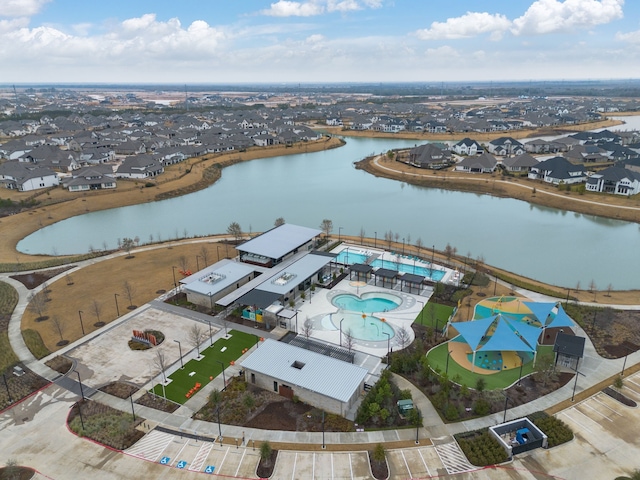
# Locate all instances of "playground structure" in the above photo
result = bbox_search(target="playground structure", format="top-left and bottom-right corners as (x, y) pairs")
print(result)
(434, 296), (577, 380)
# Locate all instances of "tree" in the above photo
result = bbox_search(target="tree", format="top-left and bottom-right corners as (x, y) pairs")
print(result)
(534, 351), (556, 387)
(121, 237), (135, 257)
(40, 281), (51, 302)
(343, 328), (355, 352)
(153, 348), (168, 383)
(301, 317), (314, 338)
(209, 388), (221, 407)
(320, 219), (333, 239)
(65, 273), (74, 285)
(606, 283), (613, 297)
(189, 323), (205, 356)
(589, 279), (597, 301)
(199, 245), (210, 267)
(274, 217), (285, 227)
(50, 315), (66, 345)
(4, 458), (19, 480)
(260, 441), (273, 467)
(445, 243), (453, 261)
(396, 326), (411, 350)
(372, 443), (386, 465)
(359, 227), (366, 244)
(227, 222), (242, 243)
(27, 291), (49, 321)
(384, 230), (393, 249)
(91, 299), (102, 325)
(178, 255), (189, 273)
(122, 280), (136, 308)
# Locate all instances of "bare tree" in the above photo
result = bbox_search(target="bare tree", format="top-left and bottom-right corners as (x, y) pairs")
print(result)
(394, 232), (400, 244)
(606, 283), (613, 297)
(589, 279), (597, 301)
(50, 315), (66, 345)
(121, 237), (135, 257)
(415, 237), (423, 256)
(122, 281), (136, 308)
(384, 230), (394, 249)
(343, 328), (355, 352)
(91, 299), (102, 325)
(320, 219), (333, 240)
(153, 348), (168, 383)
(406, 233), (411, 247)
(199, 245), (210, 266)
(575, 281), (581, 292)
(28, 291), (49, 321)
(359, 227), (366, 244)
(178, 255), (189, 273)
(274, 217), (285, 227)
(65, 273), (74, 285)
(227, 222), (243, 243)
(301, 317), (314, 338)
(396, 326), (411, 350)
(189, 323), (205, 356)
(40, 281), (51, 302)
(445, 243), (453, 261)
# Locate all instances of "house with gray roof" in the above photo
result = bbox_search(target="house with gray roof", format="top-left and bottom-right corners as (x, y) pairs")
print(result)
(455, 152), (498, 173)
(241, 339), (368, 416)
(0, 161), (59, 191)
(501, 153), (539, 173)
(116, 154), (164, 179)
(586, 166), (640, 195)
(488, 137), (525, 156)
(528, 157), (586, 185)
(407, 143), (451, 169)
(452, 138), (483, 156)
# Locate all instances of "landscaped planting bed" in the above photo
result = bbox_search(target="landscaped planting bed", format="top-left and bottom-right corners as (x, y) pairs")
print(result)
(455, 429), (509, 466)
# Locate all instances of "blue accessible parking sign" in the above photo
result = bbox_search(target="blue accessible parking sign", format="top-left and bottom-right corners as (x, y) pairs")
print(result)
(177, 460), (187, 469)
(160, 457), (170, 465)
(205, 465), (216, 474)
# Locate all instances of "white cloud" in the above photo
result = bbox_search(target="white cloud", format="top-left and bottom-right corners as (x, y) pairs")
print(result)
(0, 0), (50, 17)
(512, 0), (624, 35)
(327, 0), (360, 13)
(261, 1), (325, 17)
(616, 30), (640, 43)
(415, 12), (511, 40)
(0, 16), (29, 33)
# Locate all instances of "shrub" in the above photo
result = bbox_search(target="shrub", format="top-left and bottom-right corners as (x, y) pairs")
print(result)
(473, 398), (490, 416)
(456, 430), (508, 466)
(532, 414), (573, 447)
(614, 375), (624, 389)
(475, 378), (486, 392)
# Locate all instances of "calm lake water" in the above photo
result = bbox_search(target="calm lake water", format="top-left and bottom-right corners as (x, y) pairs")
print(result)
(18, 122), (640, 290)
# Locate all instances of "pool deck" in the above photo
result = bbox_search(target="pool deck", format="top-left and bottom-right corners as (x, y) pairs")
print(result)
(294, 276), (433, 358)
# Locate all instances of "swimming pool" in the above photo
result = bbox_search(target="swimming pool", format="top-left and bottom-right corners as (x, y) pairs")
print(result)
(332, 292), (401, 313)
(327, 312), (396, 341)
(334, 250), (369, 265)
(370, 259), (445, 282)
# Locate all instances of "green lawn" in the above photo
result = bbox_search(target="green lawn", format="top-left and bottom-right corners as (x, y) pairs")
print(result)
(426, 342), (549, 390)
(415, 302), (454, 328)
(151, 329), (258, 404)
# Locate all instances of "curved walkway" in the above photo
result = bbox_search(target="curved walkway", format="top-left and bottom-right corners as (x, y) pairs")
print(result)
(3, 239), (640, 478)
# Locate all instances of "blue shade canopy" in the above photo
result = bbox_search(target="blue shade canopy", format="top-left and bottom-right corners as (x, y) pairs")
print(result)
(546, 304), (576, 329)
(523, 302), (557, 325)
(504, 316), (542, 351)
(451, 315), (498, 351)
(479, 318), (536, 353)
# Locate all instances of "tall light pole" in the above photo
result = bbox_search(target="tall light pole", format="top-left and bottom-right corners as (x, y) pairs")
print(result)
(2, 374), (12, 403)
(75, 371), (85, 401)
(517, 354), (524, 386)
(338, 226), (343, 242)
(431, 245), (435, 278)
(114, 293), (120, 317)
(339, 317), (345, 347)
(174, 340), (184, 369)
(374, 231), (377, 248)
(502, 391), (509, 423)
(207, 320), (213, 346)
(217, 360), (226, 390)
(216, 405), (223, 440)
(571, 366), (580, 402)
(402, 238), (405, 256)
(129, 392), (136, 422)
(383, 332), (390, 363)
(445, 350), (453, 375)
(78, 310), (85, 335)
(622, 346), (631, 377)
(172, 266), (178, 291)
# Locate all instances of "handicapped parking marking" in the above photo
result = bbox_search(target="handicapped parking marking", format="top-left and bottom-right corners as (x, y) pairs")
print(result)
(177, 460), (188, 469)
(205, 465), (216, 474)
(160, 456), (170, 465)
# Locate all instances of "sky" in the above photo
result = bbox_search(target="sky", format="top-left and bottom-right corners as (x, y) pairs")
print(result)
(1, 0), (640, 84)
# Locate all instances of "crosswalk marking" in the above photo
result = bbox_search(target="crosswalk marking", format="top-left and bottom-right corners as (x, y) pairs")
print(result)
(126, 430), (173, 462)
(189, 442), (213, 471)
(434, 441), (475, 475)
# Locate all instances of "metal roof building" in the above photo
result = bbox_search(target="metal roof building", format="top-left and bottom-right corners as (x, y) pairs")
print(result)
(237, 223), (322, 266)
(241, 339), (367, 416)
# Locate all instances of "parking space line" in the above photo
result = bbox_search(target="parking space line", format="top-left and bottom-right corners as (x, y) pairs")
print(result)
(291, 452), (297, 480)
(170, 441), (188, 466)
(189, 442), (212, 471)
(559, 408), (595, 434)
(418, 448), (431, 477)
(593, 395), (623, 415)
(581, 401), (613, 422)
(126, 430), (173, 462)
(218, 447), (230, 473)
(400, 450), (412, 478)
(349, 453), (353, 480)
(312, 453), (315, 479)
(331, 453), (334, 480)
(234, 448), (247, 477)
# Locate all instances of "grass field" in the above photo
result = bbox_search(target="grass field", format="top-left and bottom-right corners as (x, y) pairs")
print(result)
(416, 302), (454, 328)
(427, 342), (539, 390)
(151, 329), (258, 404)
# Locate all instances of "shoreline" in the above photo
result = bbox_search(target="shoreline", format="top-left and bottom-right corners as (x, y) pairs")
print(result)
(0, 136), (345, 264)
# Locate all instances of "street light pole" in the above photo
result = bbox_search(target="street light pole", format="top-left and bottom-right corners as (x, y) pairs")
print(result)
(518, 354), (524, 386)
(114, 293), (120, 317)
(622, 347), (630, 377)
(130, 392), (136, 421)
(431, 245), (435, 277)
(78, 310), (85, 335)
(445, 350), (453, 375)
(75, 371), (85, 401)
(217, 360), (226, 390)
(207, 320), (213, 346)
(2, 373), (12, 403)
(172, 266), (178, 291)
(174, 340), (184, 369)
(374, 231), (377, 248)
(216, 406), (223, 440)
(338, 226), (343, 242)
(383, 332), (390, 364)
(502, 392), (509, 423)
